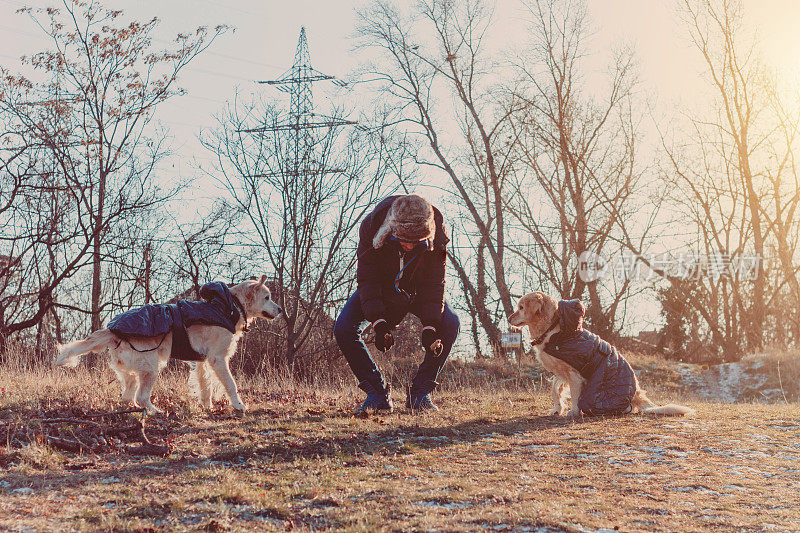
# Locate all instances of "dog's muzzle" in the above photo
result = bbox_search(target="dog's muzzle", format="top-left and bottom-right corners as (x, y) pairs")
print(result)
(263, 306), (283, 319)
(508, 316), (523, 328)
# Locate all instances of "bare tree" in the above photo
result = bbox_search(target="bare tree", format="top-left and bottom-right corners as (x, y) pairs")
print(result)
(681, 0), (767, 350)
(358, 0), (520, 355)
(0, 77), (91, 352)
(171, 201), (246, 297)
(760, 73), (800, 342)
(18, 0), (225, 332)
(504, 0), (646, 338)
(202, 95), (407, 368)
(657, 0), (800, 357)
(0, 1), (225, 355)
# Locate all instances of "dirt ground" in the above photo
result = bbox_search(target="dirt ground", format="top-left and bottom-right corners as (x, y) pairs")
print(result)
(2, 366), (800, 532)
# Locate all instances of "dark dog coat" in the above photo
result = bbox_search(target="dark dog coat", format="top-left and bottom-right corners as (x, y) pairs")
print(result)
(106, 282), (242, 361)
(543, 299), (637, 416)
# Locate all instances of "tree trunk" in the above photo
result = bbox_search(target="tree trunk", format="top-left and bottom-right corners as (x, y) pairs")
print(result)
(740, 154), (765, 350)
(772, 223), (800, 344)
(90, 169), (107, 332)
(0, 318), (7, 366)
(586, 280), (612, 339)
(144, 241), (153, 304)
(51, 305), (63, 344)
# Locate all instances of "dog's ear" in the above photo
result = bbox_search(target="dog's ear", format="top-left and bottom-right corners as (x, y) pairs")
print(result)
(259, 275), (267, 286)
(530, 293), (543, 316)
(542, 294), (558, 320)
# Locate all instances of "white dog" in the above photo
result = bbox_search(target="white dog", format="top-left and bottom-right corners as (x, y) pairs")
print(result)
(54, 276), (282, 414)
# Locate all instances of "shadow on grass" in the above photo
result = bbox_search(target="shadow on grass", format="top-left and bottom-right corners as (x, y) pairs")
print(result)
(1, 404), (627, 497)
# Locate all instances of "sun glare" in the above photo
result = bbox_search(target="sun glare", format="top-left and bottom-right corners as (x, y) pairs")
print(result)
(749, 2), (800, 81)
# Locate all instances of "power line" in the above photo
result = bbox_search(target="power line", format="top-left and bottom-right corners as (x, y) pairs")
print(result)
(182, 66), (255, 83)
(0, 22), (40, 39)
(179, 93), (228, 105)
(0, 5), (284, 73)
(115, 233), (560, 251)
(198, 49), (283, 71)
(194, 0), (264, 17)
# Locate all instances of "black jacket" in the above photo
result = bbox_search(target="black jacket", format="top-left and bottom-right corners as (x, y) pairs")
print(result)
(356, 196), (449, 328)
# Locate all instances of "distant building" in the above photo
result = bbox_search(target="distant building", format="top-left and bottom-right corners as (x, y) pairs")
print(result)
(637, 330), (662, 346)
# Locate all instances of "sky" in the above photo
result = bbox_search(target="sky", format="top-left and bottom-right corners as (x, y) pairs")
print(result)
(1, 0), (799, 335)
(3, 0), (799, 197)
(2, 0), (798, 191)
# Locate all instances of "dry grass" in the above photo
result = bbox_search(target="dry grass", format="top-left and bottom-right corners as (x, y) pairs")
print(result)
(1, 362), (800, 532)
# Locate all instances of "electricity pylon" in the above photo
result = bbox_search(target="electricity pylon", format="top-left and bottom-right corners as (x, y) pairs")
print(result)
(242, 27), (355, 178)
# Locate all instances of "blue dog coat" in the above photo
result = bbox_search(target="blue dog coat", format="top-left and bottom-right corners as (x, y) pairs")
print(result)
(107, 282), (242, 361)
(543, 299), (637, 416)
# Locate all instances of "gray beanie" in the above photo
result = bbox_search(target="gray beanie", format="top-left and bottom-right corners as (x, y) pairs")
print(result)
(372, 194), (436, 250)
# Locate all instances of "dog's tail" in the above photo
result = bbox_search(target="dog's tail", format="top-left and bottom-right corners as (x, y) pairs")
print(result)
(54, 329), (119, 368)
(632, 389), (695, 416)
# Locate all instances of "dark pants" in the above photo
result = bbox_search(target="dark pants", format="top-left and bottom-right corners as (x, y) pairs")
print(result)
(333, 290), (460, 394)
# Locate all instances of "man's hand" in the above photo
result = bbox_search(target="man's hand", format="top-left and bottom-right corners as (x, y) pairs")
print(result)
(421, 326), (443, 357)
(373, 319), (394, 352)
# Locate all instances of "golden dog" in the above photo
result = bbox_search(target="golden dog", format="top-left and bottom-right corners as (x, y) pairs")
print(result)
(54, 276), (281, 414)
(508, 292), (694, 417)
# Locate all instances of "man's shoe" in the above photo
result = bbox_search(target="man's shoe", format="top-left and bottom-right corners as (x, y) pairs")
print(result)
(354, 384), (393, 415)
(406, 392), (438, 413)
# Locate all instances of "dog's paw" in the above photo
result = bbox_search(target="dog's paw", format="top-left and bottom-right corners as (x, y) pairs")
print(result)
(564, 409), (582, 420)
(546, 408), (561, 416)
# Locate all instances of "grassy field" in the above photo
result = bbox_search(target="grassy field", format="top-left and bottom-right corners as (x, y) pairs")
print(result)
(2, 364), (800, 532)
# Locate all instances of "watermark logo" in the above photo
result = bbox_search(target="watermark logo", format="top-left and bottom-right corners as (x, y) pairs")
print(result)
(577, 252), (763, 282)
(577, 251), (609, 282)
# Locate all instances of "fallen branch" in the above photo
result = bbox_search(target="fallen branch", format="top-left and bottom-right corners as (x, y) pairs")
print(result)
(39, 418), (104, 429)
(35, 407), (162, 455)
(64, 427), (95, 451)
(81, 408), (147, 419)
(135, 419), (152, 445)
(126, 443), (170, 456)
(102, 424), (143, 437)
(44, 435), (85, 453)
